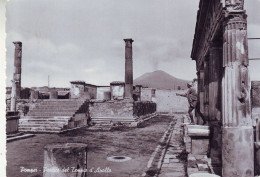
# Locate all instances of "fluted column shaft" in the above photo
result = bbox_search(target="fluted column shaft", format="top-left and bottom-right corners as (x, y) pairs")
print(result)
(222, 10), (254, 177)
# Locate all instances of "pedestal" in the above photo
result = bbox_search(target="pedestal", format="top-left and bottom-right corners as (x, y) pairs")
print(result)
(222, 127), (254, 177)
(43, 143), (88, 177)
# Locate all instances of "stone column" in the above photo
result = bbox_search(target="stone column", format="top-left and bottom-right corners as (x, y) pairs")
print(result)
(203, 58), (209, 121)
(13, 41), (22, 98)
(124, 38), (134, 99)
(10, 41), (22, 111)
(222, 7), (254, 177)
(10, 80), (17, 111)
(208, 41), (223, 175)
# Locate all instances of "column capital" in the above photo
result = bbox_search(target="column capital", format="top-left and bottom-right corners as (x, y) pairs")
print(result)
(224, 11), (247, 30)
(225, 0), (244, 11)
(124, 38), (134, 47)
(13, 41), (22, 49)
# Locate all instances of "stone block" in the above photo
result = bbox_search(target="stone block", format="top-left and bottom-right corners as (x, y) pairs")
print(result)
(197, 163), (208, 171)
(187, 125), (210, 137)
(188, 155), (197, 167)
(194, 155), (208, 164)
(192, 139), (209, 155)
(187, 167), (199, 176)
(130, 122), (138, 127)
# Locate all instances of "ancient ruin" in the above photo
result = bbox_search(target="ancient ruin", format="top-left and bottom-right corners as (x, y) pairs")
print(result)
(6, 1), (260, 176)
(16, 38), (157, 133)
(190, 0), (255, 176)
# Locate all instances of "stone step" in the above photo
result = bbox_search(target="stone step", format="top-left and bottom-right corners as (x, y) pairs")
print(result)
(19, 127), (62, 132)
(32, 107), (79, 111)
(27, 111), (76, 115)
(37, 103), (84, 107)
(27, 113), (75, 117)
(19, 123), (65, 128)
(19, 119), (70, 124)
(41, 101), (85, 105)
(92, 119), (135, 123)
(20, 118), (70, 122)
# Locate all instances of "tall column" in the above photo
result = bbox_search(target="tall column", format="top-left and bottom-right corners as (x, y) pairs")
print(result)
(222, 5), (254, 176)
(203, 58), (209, 121)
(13, 41), (22, 98)
(10, 41), (22, 111)
(124, 38), (134, 99)
(208, 41), (223, 175)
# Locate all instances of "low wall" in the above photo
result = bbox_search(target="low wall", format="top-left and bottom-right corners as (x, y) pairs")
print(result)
(89, 99), (133, 119)
(89, 99), (157, 125)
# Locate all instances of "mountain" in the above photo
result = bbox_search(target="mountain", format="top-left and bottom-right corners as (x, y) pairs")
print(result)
(134, 70), (190, 90)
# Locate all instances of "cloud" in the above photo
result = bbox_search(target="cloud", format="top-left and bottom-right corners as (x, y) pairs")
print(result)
(5, 0), (260, 87)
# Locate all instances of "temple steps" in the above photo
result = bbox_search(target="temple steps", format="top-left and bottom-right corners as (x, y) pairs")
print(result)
(19, 99), (89, 133)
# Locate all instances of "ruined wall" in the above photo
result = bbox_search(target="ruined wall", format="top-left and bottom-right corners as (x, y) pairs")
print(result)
(89, 100), (156, 122)
(141, 88), (189, 113)
(85, 85), (97, 99)
(133, 101), (156, 117)
(89, 100), (133, 118)
(96, 86), (111, 100)
(154, 89), (189, 113)
(111, 85), (124, 100)
(141, 88), (153, 101)
(6, 99), (42, 115)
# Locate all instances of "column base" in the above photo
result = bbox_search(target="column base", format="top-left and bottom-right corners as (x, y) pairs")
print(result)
(222, 126), (254, 177)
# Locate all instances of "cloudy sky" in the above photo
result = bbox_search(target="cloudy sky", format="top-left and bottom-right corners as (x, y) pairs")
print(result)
(5, 0), (260, 87)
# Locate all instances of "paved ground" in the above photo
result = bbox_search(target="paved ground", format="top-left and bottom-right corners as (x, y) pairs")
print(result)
(7, 115), (173, 177)
(159, 114), (187, 177)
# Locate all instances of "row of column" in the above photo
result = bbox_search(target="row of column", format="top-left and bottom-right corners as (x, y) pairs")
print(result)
(196, 9), (254, 177)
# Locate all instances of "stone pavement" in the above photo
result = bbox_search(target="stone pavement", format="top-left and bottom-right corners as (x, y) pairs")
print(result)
(158, 114), (187, 177)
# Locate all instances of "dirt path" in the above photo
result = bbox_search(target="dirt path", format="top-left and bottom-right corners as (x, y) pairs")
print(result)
(7, 115), (173, 177)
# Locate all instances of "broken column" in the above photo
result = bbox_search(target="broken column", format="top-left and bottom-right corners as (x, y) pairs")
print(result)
(10, 41), (22, 111)
(124, 38), (134, 99)
(222, 5), (254, 176)
(43, 143), (87, 177)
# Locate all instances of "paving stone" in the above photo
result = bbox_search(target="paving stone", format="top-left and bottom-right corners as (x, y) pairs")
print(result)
(159, 115), (185, 177)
